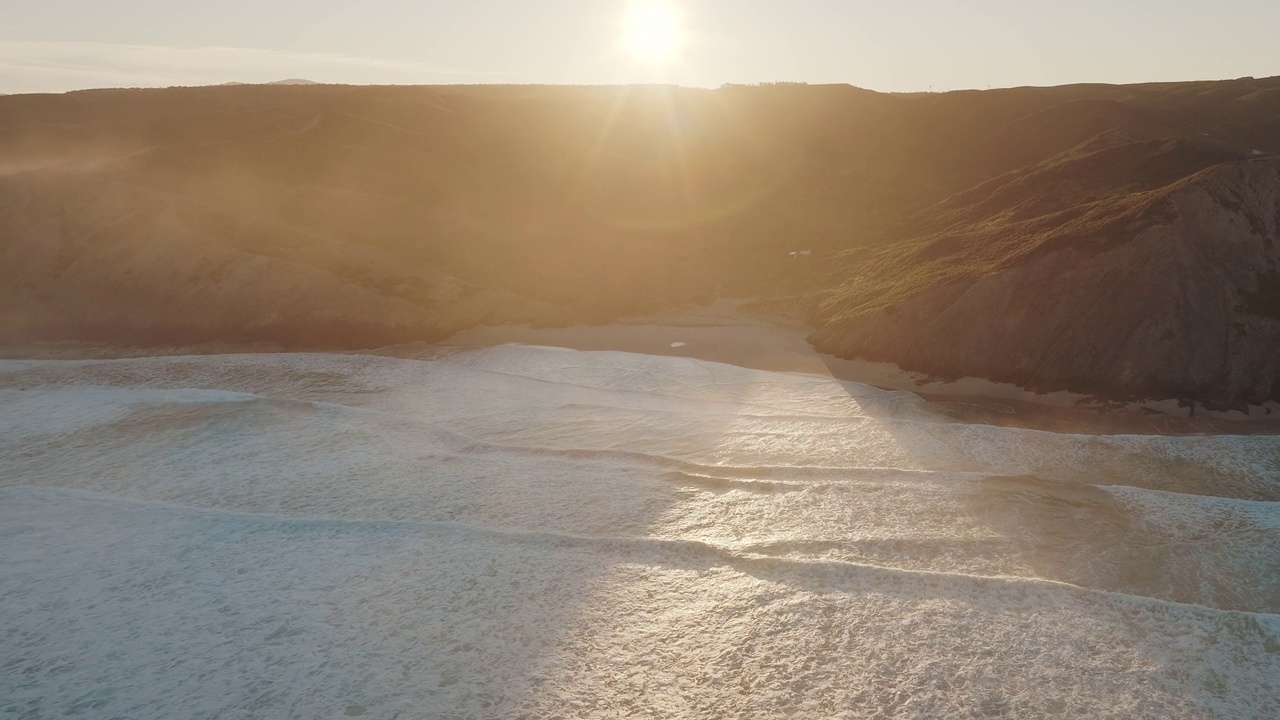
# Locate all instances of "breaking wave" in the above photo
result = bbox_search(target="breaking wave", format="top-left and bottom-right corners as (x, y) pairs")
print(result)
(3, 346), (1278, 718)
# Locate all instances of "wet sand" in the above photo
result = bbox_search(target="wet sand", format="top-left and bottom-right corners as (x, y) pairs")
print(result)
(442, 299), (1280, 435)
(6, 298), (1279, 435)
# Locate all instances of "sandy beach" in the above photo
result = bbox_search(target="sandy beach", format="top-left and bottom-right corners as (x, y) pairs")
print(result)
(442, 299), (1280, 435)
(5, 298), (1279, 434)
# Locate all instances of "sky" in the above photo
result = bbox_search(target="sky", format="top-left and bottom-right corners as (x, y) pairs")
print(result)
(3, 0), (1279, 95)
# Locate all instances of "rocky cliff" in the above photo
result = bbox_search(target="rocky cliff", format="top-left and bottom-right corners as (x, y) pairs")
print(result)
(3, 79), (1280, 406)
(812, 158), (1280, 410)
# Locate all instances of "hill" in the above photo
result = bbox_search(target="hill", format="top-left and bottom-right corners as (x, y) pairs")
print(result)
(3, 79), (1279, 407)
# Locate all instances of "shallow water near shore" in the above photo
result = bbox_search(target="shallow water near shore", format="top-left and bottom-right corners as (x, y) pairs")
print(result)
(3, 346), (1279, 718)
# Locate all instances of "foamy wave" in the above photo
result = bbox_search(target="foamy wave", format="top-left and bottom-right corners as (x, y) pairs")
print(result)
(5, 486), (1278, 719)
(4, 347), (1278, 718)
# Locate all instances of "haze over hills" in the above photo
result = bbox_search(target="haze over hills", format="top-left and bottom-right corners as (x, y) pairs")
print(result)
(220, 79), (320, 86)
(3, 78), (1280, 409)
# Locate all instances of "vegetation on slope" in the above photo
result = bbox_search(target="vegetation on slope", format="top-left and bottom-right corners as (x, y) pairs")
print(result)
(4, 77), (1280, 403)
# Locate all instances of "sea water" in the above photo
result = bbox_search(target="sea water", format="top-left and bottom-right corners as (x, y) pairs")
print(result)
(2, 346), (1278, 718)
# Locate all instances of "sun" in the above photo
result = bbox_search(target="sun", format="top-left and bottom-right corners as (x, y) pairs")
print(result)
(623, 1), (682, 63)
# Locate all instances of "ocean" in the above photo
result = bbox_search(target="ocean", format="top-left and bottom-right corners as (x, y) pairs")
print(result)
(3, 345), (1278, 718)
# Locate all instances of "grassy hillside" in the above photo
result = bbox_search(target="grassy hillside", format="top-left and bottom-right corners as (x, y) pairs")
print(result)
(4, 78), (1280, 402)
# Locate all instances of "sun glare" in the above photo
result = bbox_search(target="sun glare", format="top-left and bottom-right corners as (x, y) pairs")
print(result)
(623, 1), (682, 63)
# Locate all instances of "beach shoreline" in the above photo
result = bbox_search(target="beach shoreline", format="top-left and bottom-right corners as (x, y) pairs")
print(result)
(6, 299), (1279, 435)
(439, 300), (1280, 435)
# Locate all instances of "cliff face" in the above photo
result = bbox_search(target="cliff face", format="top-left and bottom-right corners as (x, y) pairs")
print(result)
(812, 158), (1280, 410)
(4, 79), (1280, 405)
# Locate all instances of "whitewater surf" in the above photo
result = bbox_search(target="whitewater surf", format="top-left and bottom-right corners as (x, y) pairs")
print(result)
(3, 345), (1278, 718)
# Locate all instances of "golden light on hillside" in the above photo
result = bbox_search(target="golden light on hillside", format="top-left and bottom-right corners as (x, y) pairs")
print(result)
(623, 1), (682, 63)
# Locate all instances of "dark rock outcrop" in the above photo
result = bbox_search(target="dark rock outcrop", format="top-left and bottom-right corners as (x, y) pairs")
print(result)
(812, 158), (1280, 410)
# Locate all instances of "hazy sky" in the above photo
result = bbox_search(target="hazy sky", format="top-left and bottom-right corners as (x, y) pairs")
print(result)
(3, 1), (1279, 94)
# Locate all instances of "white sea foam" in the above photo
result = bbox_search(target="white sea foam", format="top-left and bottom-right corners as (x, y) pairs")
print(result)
(2, 347), (1278, 718)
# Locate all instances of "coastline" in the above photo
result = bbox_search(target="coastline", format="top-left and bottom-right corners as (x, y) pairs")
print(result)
(6, 298), (1279, 435)
(441, 299), (1280, 435)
